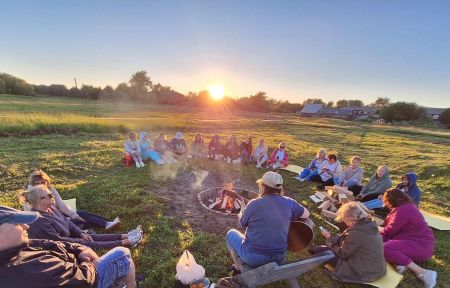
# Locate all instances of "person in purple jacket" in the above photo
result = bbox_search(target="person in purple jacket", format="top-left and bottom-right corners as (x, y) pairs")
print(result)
(381, 188), (437, 288)
(226, 172), (310, 272)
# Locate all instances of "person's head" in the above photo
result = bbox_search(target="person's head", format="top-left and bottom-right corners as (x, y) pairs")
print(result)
(256, 171), (283, 196)
(327, 153), (337, 164)
(229, 134), (237, 143)
(175, 132), (183, 140)
(383, 188), (413, 209)
(0, 206), (39, 251)
(335, 202), (367, 227)
(259, 138), (265, 146)
(350, 156), (362, 169)
(245, 137), (252, 144)
(279, 142), (286, 150)
(128, 131), (137, 141)
(158, 132), (167, 141)
(376, 165), (388, 178)
(24, 185), (54, 211)
(29, 170), (51, 188)
(402, 175), (409, 187)
(212, 135), (220, 143)
(317, 148), (327, 159)
(139, 131), (149, 142)
(194, 133), (203, 143)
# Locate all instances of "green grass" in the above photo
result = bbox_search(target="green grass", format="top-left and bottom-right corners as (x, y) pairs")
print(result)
(0, 94), (449, 287)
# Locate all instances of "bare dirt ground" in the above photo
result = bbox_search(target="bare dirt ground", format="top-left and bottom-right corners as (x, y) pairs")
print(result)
(154, 166), (258, 234)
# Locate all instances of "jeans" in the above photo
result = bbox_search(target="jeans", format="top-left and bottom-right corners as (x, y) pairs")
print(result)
(226, 229), (285, 268)
(364, 199), (384, 209)
(299, 168), (319, 181)
(79, 234), (123, 250)
(95, 247), (132, 288)
(74, 210), (111, 229)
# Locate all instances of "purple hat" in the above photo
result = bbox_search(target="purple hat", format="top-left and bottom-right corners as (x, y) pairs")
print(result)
(0, 206), (39, 225)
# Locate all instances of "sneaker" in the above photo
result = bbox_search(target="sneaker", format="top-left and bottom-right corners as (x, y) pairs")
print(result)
(256, 164), (261, 169)
(105, 217), (121, 231)
(127, 225), (142, 239)
(418, 269), (437, 288)
(135, 162), (141, 168)
(140, 161), (145, 167)
(130, 230), (143, 248)
(395, 265), (407, 274)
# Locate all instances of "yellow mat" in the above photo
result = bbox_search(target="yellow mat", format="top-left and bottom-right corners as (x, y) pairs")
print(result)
(324, 263), (403, 288)
(62, 198), (77, 210)
(280, 165), (303, 174)
(421, 210), (450, 230)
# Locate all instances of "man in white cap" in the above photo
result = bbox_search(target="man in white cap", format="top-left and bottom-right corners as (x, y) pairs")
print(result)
(0, 205), (137, 288)
(169, 131), (188, 157)
(226, 172), (310, 272)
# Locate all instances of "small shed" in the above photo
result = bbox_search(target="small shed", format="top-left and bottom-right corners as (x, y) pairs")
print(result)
(297, 104), (324, 117)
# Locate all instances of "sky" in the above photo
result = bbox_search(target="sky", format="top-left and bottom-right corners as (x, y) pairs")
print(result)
(1, 1), (449, 107)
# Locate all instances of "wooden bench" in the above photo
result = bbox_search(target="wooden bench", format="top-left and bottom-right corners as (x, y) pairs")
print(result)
(234, 250), (335, 288)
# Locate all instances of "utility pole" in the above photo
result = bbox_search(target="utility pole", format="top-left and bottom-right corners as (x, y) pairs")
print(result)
(74, 78), (78, 88)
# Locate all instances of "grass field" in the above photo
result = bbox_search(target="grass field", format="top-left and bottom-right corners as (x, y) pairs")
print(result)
(0, 94), (449, 287)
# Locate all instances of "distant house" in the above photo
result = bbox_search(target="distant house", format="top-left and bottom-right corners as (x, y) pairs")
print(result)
(338, 106), (377, 117)
(425, 108), (446, 120)
(297, 104), (324, 116)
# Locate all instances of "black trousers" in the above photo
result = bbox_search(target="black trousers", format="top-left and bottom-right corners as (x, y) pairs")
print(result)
(309, 175), (334, 190)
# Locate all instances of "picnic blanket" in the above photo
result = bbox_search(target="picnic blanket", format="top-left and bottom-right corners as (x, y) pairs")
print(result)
(280, 165), (303, 174)
(325, 263), (403, 288)
(62, 198), (77, 210)
(421, 210), (450, 230)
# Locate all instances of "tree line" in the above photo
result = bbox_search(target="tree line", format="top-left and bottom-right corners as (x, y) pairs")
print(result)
(1, 71), (448, 123)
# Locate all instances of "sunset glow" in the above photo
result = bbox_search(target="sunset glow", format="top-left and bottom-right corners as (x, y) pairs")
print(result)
(208, 85), (225, 101)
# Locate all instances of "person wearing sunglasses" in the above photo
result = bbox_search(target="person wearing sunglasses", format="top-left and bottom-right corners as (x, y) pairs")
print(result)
(267, 142), (289, 170)
(25, 170), (121, 231)
(24, 185), (143, 250)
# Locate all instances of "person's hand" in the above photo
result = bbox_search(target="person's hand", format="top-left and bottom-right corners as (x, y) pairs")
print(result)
(78, 248), (99, 262)
(355, 194), (363, 201)
(321, 229), (331, 239)
(81, 233), (93, 242)
(378, 195), (383, 200)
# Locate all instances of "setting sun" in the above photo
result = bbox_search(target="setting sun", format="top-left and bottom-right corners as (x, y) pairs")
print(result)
(208, 85), (225, 101)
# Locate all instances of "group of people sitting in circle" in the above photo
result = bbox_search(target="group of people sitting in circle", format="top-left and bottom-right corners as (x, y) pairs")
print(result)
(0, 170), (143, 288)
(0, 143), (437, 288)
(226, 170), (436, 288)
(124, 131), (289, 169)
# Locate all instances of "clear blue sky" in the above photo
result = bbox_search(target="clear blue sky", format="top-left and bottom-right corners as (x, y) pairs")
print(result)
(1, 1), (449, 107)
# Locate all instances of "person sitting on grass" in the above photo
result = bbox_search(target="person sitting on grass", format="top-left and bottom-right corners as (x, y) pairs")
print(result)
(191, 133), (207, 158)
(267, 142), (289, 169)
(309, 153), (343, 190)
(139, 131), (165, 165)
(253, 138), (269, 168)
(154, 132), (178, 164)
(125, 131), (145, 168)
(354, 165), (392, 202)
(297, 148), (327, 182)
(25, 185), (143, 250)
(208, 134), (223, 160)
(226, 172), (310, 272)
(312, 202), (386, 283)
(0, 205), (138, 288)
(380, 188), (436, 288)
(341, 156), (364, 190)
(169, 132), (188, 159)
(25, 170), (120, 231)
(223, 134), (240, 163)
(239, 137), (253, 165)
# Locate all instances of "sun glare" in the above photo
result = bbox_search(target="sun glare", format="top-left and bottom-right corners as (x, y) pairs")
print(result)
(208, 85), (225, 101)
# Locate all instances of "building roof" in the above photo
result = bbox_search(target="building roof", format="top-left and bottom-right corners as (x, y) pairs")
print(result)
(339, 106), (377, 113)
(299, 104), (324, 114)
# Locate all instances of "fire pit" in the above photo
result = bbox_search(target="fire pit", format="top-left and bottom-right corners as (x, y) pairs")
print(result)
(197, 184), (258, 216)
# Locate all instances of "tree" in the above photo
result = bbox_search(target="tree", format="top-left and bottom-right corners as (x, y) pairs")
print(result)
(336, 99), (349, 107)
(439, 108), (450, 126)
(326, 101), (334, 108)
(0, 73), (35, 96)
(302, 98), (324, 105)
(129, 71), (152, 91)
(47, 84), (68, 97)
(348, 100), (364, 107)
(0, 79), (5, 94)
(380, 102), (426, 122)
(68, 87), (81, 98)
(371, 97), (390, 108)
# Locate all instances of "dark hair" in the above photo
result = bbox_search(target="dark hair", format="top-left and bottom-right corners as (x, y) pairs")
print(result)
(328, 153), (337, 161)
(383, 188), (413, 208)
(259, 184), (283, 197)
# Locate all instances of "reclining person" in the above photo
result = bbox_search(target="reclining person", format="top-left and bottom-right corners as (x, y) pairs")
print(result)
(139, 131), (165, 165)
(355, 165), (392, 202)
(25, 185), (143, 250)
(226, 172), (310, 272)
(297, 148), (327, 182)
(0, 205), (137, 288)
(26, 170), (120, 231)
(309, 153), (343, 190)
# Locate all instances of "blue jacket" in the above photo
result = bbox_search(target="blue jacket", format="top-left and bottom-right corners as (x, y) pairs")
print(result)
(396, 172), (421, 205)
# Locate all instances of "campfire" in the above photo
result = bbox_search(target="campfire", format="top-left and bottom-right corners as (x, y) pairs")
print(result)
(197, 184), (257, 216)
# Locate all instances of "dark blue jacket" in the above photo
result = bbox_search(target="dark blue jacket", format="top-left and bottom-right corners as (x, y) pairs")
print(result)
(396, 172), (421, 205)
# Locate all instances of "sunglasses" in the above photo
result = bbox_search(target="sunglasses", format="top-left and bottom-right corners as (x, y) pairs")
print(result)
(280, 146), (286, 149)
(39, 193), (54, 200)
(34, 180), (47, 185)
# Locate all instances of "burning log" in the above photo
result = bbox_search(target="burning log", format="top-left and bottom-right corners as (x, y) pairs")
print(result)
(210, 184), (247, 214)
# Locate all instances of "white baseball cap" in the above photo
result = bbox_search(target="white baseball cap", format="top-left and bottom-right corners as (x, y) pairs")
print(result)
(256, 171), (283, 189)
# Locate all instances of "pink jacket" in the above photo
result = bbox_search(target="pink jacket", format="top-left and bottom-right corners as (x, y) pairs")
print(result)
(268, 148), (289, 166)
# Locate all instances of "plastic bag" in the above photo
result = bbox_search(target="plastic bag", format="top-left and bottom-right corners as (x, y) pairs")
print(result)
(175, 250), (206, 285)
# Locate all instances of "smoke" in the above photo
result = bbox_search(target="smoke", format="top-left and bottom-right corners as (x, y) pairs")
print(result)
(191, 169), (208, 190)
